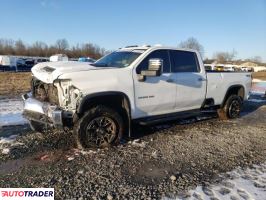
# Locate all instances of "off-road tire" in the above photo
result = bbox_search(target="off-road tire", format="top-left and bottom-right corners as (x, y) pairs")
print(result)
(217, 95), (243, 120)
(74, 105), (124, 149)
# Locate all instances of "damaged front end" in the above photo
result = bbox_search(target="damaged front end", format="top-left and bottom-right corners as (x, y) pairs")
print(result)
(22, 77), (82, 132)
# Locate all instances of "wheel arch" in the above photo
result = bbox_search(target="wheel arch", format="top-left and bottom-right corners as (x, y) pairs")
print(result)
(76, 91), (132, 137)
(221, 84), (245, 107)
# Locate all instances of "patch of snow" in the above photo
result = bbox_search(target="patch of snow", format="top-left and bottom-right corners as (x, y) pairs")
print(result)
(248, 99), (266, 103)
(132, 139), (147, 148)
(67, 156), (75, 161)
(173, 162), (266, 200)
(0, 113), (27, 127)
(0, 134), (18, 144)
(2, 148), (10, 154)
(250, 91), (265, 95)
(0, 134), (24, 155)
(252, 79), (265, 83)
(0, 98), (27, 127)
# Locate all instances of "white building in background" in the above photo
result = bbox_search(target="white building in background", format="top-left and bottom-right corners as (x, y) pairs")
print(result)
(240, 62), (266, 72)
(252, 66), (266, 72)
(0, 55), (17, 67)
(223, 64), (238, 71)
(49, 54), (68, 62)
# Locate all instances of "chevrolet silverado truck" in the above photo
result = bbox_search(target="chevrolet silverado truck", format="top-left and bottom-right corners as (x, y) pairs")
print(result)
(22, 45), (252, 148)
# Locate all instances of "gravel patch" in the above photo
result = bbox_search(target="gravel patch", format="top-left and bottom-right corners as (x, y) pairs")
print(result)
(0, 99), (265, 199)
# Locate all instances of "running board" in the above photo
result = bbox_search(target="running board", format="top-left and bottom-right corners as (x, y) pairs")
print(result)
(134, 109), (201, 126)
(134, 108), (219, 126)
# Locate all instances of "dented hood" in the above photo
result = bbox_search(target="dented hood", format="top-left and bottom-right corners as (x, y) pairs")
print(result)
(31, 61), (104, 83)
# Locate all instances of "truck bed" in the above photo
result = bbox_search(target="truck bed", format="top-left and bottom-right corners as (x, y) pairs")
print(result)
(206, 72), (252, 105)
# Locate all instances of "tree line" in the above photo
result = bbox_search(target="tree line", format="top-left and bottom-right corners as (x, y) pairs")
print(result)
(0, 37), (264, 65)
(178, 37), (264, 65)
(0, 38), (107, 59)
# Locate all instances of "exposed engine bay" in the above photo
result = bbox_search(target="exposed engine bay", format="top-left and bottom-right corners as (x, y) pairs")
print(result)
(31, 77), (59, 105)
(31, 77), (82, 112)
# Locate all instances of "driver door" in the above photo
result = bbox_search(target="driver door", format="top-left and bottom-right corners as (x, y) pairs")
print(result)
(133, 50), (177, 118)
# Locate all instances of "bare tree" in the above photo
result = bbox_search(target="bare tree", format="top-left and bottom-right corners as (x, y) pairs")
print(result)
(29, 41), (48, 57)
(178, 37), (204, 57)
(0, 39), (15, 55)
(55, 39), (69, 52)
(0, 38), (106, 59)
(249, 56), (262, 63)
(15, 39), (26, 55)
(213, 50), (237, 63)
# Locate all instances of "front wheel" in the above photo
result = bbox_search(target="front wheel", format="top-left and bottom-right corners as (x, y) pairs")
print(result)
(217, 95), (243, 120)
(74, 105), (124, 149)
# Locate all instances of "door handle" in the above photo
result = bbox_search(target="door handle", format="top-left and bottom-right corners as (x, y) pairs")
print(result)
(166, 79), (174, 83)
(198, 78), (206, 81)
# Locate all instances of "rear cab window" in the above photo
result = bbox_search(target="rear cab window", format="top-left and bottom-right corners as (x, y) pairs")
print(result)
(170, 50), (200, 73)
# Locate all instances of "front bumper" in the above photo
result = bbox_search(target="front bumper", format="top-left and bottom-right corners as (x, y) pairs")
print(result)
(22, 93), (63, 128)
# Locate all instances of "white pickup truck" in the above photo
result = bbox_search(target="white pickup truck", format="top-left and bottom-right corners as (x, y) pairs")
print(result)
(22, 45), (252, 148)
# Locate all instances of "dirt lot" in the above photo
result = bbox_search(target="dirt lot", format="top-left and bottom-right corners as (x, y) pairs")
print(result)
(0, 97), (265, 199)
(253, 72), (266, 80)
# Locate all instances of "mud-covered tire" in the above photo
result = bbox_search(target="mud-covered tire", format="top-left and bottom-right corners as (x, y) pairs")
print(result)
(217, 95), (243, 120)
(74, 105), (124, 149)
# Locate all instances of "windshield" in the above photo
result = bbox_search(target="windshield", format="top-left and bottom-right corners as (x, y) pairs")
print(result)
(93, 51), (141, 68)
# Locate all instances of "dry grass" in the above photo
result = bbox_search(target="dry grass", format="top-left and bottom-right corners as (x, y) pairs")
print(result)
(0, 72), (32, 95)
(252, 72), (266, 80)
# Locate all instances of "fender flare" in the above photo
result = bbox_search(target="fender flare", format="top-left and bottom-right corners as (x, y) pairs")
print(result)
(221, 84), (245, 107)
(77, 91), (132, 114)
(76, 91), (132, 137)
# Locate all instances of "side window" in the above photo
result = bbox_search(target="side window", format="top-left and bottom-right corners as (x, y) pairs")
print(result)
(136, 50), (170, 74)
(170, 50), (200, 73)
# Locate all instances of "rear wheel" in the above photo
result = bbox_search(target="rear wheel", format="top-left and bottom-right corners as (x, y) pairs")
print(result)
(74, 105), (124, 149)
(217, 95), (243, 120)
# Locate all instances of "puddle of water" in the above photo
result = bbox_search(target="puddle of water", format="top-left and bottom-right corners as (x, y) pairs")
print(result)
(251, 81), (266, 95)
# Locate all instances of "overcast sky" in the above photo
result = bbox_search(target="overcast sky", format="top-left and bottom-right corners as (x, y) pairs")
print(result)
(1, 0), (265, 61)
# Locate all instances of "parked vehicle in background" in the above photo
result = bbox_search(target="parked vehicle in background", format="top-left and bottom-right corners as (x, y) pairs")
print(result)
(78, 57), (96, 63)
(223, 65), (236, 72)
(50, 54), (68, 62)
(25, 59), (35, 67)
(35, 58), (49, 65)
(16, 58), (35, 71)
(22, 45), (252, 149)
(69, 58), (79, 61)
(215, 64), (225, 71)
(0, 55), (17, 71)
(17, 58), (26, 68)
(204, 64), (216, 71)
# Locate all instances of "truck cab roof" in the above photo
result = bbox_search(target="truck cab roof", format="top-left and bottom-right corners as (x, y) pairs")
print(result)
(118, 45), (198, 53)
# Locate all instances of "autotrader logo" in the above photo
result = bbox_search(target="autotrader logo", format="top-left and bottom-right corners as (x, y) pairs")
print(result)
(0, 188), (54, 199)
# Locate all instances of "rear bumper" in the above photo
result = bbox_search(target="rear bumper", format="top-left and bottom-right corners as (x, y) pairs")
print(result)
(22, 93), (63, 128)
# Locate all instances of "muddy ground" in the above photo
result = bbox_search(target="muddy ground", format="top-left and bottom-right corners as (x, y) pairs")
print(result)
(0, 96), (265, 199)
